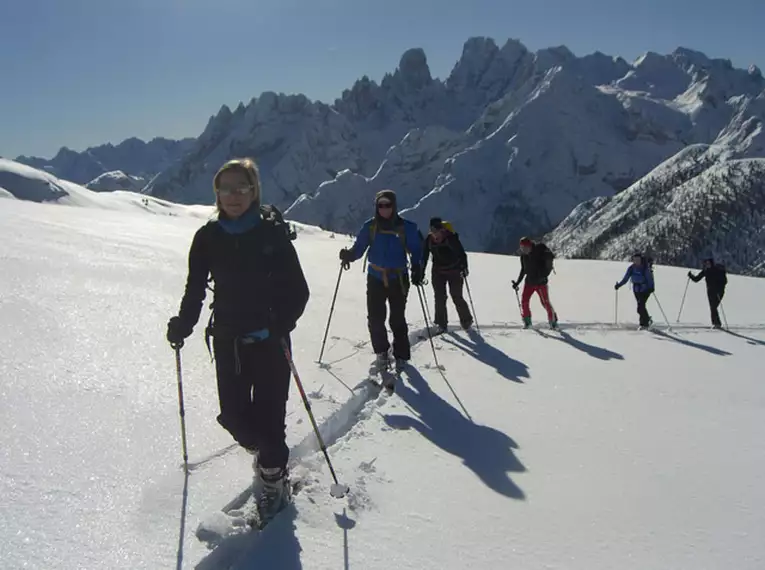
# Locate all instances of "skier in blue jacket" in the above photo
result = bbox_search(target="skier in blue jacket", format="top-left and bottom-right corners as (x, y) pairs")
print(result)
(615, 252), (655, 328)
(339, 190), (424, 372)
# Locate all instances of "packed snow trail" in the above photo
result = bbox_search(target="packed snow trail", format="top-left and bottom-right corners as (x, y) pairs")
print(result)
(2, 198), (764, 569)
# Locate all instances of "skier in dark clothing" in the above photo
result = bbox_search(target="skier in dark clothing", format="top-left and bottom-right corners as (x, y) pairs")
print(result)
(422, 217), (473, 333)
(512, 237), (557, 329)
(615, 252), (654, 328)
(339, 190), (424, 375)
(166, 158), (309, 524)
(689, 257), (727, 328)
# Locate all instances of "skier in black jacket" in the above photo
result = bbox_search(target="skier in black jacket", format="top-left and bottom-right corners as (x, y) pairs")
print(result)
(689, 257), (727, 328)
(166, 158), (309, 524)
(422, 217), (473, 333)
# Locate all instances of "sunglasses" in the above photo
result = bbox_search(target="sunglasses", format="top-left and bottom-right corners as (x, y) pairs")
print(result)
(377, 202), (393, 209)
(216, 185), (254, 197)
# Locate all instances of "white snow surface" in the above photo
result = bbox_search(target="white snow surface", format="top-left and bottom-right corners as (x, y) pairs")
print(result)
(2, 196), (765, 569)
(0, 158), (210, 217)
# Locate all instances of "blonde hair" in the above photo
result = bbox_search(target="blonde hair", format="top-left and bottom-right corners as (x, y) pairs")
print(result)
(212, 158), (261, 211)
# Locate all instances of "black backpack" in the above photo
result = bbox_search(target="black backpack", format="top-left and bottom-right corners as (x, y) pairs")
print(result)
(538, 243), (555, 277)
(260, 204), (297, 241)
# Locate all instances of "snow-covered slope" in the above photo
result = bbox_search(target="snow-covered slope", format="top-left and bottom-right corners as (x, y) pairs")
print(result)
(16, 136), (194, 186)
(2, 196), (765, 569)
(0, 158), (210, 217)
(546, 148), (765, 276)
(86, 170), (146, 192)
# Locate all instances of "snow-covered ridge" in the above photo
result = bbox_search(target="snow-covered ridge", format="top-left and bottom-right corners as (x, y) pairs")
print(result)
(0, 158), (211, 217)
(15, 136), (194, 187)
(546, 150), (765, 276)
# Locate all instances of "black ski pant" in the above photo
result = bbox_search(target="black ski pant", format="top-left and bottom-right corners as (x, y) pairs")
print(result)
(213, 335), (290, 470)
(634, 290), (652, 327)
(367, 273), (410, 360)
(432, 270), (472, 328)
(707, 289), (725, 327)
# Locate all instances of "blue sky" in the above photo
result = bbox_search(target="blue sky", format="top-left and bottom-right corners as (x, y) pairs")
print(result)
(1, 0), (762, 158)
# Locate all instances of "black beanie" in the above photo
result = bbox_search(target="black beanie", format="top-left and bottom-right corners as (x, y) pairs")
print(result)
(430, 217), (443, 229)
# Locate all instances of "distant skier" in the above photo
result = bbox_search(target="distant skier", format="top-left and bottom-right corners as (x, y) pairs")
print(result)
(166, 158), (309, 524)
(422, 217), (473, 333)
(512, 237), (558, 329)
(339, 190), (424, 375)
(615, 252), (654, 329)
(688, 257), (728, 328)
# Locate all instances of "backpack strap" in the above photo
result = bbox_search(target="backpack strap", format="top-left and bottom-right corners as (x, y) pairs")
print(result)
(364, 218), (410, 269)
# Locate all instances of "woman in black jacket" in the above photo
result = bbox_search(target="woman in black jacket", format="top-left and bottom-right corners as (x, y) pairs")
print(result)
(166, 158), (309, 524)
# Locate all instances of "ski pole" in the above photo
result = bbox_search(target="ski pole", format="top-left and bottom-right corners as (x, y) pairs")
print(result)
(415, 284), (442, 370)
(463, 274), (480, 333)
(282, 339), (349, 499)
(421, 278), (432, 326)
(173, 345), (189, 470)
(676, 277), (690, 322)
(652, 292), (672, 330)
(318, 262), (348, 364)
(614, 289), (619, 326)
(513, 287), (523, 319)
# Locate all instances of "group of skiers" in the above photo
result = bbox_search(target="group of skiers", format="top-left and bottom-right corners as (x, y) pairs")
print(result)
(614, 252), (728, 329)
(164, 156), (729, 526)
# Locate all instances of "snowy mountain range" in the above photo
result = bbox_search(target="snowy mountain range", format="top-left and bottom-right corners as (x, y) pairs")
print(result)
(7, 37), (765, 275)
(141, 37), (765, 271)
(15, 136), (194, 188)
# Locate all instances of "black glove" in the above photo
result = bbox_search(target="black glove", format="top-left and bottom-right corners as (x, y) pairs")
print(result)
(411, 265), (424, 287)
(462, 265), (469, 278)
(614, 283), (620, 291)
(339, 248), (353, 263)
(512, 280), (520, 291)
(167, 316), (192, 348)
(687, 271), (693, 278)
(647, 288), (655, 295)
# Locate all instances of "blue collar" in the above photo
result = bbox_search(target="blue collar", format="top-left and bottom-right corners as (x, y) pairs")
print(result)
(218, 205), (261, 234)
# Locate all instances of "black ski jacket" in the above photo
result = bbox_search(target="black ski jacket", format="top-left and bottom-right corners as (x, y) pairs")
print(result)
(422, 231), (468, 273)
(690, 264), (727, 293)
(177, 210), (309, 338)
(516, 243), (554, 286)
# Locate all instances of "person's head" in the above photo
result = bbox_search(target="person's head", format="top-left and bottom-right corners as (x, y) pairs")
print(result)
(631, 252), (643, 267)
(213, 158), (261, 219)
(429, 217), (446, 241)
(703, 257), (714, 269)
(375, 189), (397, 221)
(519, 237), (533, 255)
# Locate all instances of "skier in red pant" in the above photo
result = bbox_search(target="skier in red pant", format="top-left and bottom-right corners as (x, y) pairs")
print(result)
(511, 237), (558, 329)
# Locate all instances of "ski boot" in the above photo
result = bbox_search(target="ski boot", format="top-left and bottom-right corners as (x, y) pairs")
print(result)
(245, 446), (263, 498)
(434, 324), (447, 335)
(257, 466), (292, 527)
(522, 316), (532, 329)
(549, 318), (558, 330)
(460, 318), (473, 331)
(395, 357), (408, 374)
(373, 352), (390, 373)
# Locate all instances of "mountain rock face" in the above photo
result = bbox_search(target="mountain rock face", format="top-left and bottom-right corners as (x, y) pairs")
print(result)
(273, 39), (765, 259)
(16, 137), (194, 187)
(545, 148), (765, 276)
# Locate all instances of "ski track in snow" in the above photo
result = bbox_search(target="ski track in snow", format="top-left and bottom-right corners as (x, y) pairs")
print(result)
(193, 325), (435, 565)
(193, 318), (765, 568)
